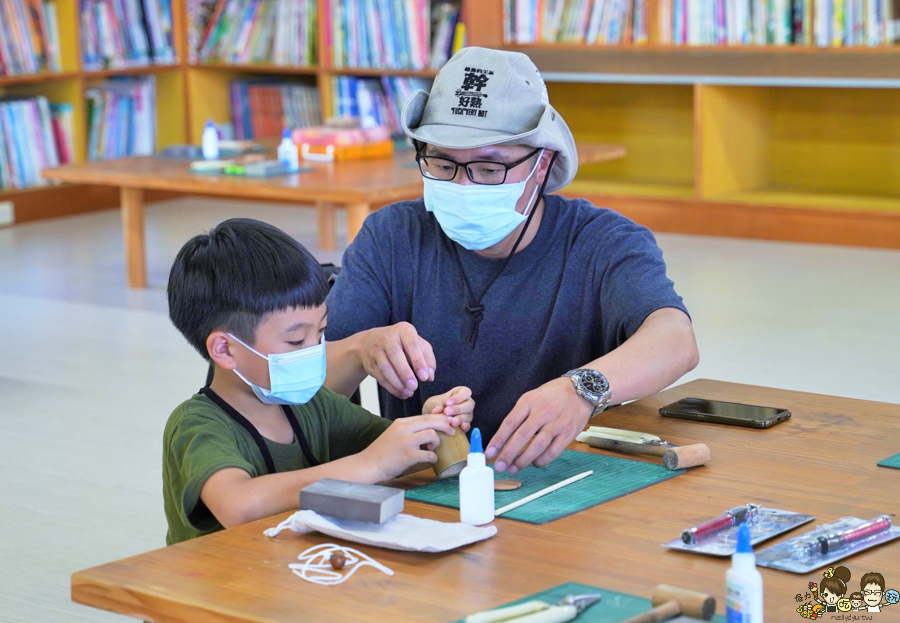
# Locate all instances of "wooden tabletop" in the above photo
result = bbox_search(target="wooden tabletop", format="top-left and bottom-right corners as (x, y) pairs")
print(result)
(71, 379), (900, 623)
(42, 143), (627, 203)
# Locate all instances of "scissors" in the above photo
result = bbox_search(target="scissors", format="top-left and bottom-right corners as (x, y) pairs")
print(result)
(465, 593), (602, 623)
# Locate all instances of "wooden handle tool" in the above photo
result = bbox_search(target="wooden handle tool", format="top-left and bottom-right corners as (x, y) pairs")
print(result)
(617, 585), (716, 623)
(586, 437), (710, 470)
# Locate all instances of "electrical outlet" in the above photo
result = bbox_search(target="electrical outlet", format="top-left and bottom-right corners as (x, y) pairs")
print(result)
(0, 201), (13, 226)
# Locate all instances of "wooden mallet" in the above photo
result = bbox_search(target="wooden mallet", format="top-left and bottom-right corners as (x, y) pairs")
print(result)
(586, 436), (710, 470)
(619, 585), (717, 623)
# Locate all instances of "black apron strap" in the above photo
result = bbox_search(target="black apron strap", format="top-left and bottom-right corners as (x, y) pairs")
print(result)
(285, 408), (321, 468)
(199, 387), (320, 473)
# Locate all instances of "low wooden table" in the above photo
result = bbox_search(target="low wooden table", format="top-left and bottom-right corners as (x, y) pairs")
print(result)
(42, 143), (626, 288)
(71, 379), (900, 623)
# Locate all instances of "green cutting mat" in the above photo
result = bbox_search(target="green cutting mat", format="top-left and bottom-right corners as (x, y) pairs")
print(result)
(449, 582), (726, 623)
(878, 452), (900, 468)
(407, 449), (683, 524)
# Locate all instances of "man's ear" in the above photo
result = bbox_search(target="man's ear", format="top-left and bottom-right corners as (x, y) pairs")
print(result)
(537, 149), (556, 186)
(207, 331), (237, 370)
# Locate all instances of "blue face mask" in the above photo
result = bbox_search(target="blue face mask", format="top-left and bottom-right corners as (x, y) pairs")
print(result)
(228, 333), (326, 405)
(423, 150), (543, 251)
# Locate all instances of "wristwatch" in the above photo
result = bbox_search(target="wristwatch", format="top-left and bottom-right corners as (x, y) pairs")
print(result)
(563, 369), (612, 417)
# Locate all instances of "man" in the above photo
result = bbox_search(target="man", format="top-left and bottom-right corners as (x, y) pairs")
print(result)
(324, 47), (698, 474)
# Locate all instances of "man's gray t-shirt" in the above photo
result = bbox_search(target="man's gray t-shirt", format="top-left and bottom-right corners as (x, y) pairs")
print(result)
(326, 194), (689, 443)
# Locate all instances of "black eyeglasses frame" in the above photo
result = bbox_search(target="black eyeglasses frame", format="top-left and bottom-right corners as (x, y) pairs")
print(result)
(415, 148), (542, 185)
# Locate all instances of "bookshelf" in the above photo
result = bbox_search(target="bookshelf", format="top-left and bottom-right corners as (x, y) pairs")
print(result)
(3, 0), (454, 224)
(9, 0), (900, 248)
(459, 0), (900, 248)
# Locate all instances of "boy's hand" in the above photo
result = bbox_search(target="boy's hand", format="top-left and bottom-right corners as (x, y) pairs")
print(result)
(363, 414), (456, 482)
(422, 386), (474, 432)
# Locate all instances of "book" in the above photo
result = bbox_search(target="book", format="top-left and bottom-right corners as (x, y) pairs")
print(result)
(85, 76), (156, 161)
(329, 75), (431, 134)
(0, 95), (71, 190)
(331, 0), (450, 69)
(230, 80), (320, 139)
(505, 0), (897, 44)
(0, 0), (61, 74)
(196, 0), (314, 66)
(79, 0), (174, 69)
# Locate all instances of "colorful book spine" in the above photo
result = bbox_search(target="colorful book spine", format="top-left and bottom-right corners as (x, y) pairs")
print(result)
(85, 76), (156, 161)
(0, 0), (60, 74)
(330, 0), (445, 69)
(0, 95), (71, 190)
(230, 80), (320, 139)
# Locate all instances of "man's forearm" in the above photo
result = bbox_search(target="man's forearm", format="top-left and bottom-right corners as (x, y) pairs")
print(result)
(323, 334), (368, 397)
(586, 308), (699, 406)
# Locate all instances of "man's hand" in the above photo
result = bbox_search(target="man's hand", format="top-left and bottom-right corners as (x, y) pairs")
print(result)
(357, 322), (435, 399)
(485, 377), (592, 474)
(422, 386), (475, 432)
(362, 414), (456, 482)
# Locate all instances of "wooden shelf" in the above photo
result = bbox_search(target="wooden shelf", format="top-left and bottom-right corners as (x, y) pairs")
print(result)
(0, 71), (81, 87)
(503, 43), (900, 80)
(190, 62), (318, 76)
(707, 189), (900, 214)
(327, 67), (439, 78)
(83, 64), (182, 79)
(566, 180), (695, 200)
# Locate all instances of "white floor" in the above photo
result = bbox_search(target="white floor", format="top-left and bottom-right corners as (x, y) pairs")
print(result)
(1, 197), (898, 623)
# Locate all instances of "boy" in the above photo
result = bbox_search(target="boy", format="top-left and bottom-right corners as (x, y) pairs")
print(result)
(164, 218), (473, 545)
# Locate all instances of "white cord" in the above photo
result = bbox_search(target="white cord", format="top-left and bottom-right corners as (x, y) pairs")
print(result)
(288, 543), (394, 585)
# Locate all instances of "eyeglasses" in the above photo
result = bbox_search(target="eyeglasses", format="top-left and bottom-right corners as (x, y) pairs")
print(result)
(416, 148), (541, 185)
(863, 590), (883, 596)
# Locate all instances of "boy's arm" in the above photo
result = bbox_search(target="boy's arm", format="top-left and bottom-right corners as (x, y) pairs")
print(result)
(200, 413), (456, 528)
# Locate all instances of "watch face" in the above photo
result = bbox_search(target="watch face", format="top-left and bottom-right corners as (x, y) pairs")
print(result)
(580, 371), (608, 396)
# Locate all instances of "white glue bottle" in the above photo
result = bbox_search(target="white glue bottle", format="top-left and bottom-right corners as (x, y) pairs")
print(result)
(201, 120), (219, 160)
(459, 428), (494, 526)
(726, 522), (764, 623)
(277, 128), (300, 172)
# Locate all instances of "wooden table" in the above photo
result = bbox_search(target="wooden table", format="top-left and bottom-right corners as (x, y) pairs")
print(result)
(42, 143), (626, 288)
(71, 379), (900, 622)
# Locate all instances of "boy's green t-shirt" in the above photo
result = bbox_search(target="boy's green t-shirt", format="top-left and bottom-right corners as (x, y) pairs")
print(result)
(162, 387), (391, 545)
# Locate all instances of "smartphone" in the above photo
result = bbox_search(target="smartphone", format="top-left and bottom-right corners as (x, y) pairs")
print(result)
(659, 397), (791, 429)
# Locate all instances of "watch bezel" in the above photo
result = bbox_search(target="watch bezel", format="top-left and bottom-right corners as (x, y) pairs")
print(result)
(564, 368), (611, 415)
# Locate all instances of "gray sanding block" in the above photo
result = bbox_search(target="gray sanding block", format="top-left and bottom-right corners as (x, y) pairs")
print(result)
(299, 479), (404, 523)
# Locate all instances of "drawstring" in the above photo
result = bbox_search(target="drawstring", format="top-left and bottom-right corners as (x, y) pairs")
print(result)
(451, 152), (559, 349)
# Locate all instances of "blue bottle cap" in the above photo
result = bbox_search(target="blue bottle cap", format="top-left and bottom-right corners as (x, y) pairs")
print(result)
(469, 428), (483, 453)
(282, 128), (291, 139)
(736, 522), (753, 553)
(205, 119), (215, 129)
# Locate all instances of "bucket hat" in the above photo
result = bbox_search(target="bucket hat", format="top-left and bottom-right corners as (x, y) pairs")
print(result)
(401, 47), (577, 193)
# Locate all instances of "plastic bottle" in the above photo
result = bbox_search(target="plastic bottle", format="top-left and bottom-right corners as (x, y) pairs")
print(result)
(726, 522), (764, 623)
(277, 128), (300, 172)
(201, 120), (219, 160)
(459, 428), (494, 526)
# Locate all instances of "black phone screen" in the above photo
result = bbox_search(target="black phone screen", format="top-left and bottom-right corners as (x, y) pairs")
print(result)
(659, 398), (791, 428)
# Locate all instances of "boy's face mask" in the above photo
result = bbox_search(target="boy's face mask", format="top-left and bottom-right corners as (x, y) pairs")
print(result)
(228, 333), (326, 405)
(423, 149), (544, 250)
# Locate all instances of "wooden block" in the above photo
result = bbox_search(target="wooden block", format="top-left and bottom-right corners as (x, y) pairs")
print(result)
(299, 479), (404, 524)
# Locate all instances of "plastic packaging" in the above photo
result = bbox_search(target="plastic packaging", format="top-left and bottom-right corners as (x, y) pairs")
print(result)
(459, 428), (494, 526)
(201, 120), (220, 160)
(664, 505), (814, 556)
(726, 523), (764, 623)
(292, 125), (393, 161)
(756, 515), (900, 573)
(277, 128), (300, 172)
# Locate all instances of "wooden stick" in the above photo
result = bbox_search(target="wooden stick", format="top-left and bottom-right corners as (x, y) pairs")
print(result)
(494, 471), (593, 517)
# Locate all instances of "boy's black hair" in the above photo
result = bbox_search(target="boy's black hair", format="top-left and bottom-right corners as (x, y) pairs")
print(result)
(167, 218), (329, 360)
